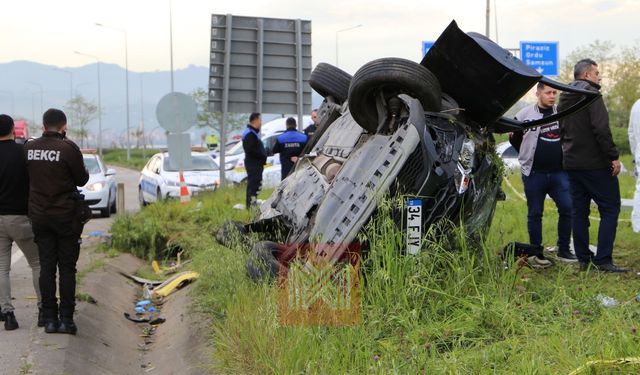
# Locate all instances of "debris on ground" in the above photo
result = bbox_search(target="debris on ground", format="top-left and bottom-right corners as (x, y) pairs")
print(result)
(595, 294), (618, 307)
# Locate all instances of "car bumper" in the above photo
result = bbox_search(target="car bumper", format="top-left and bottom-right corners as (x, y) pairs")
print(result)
(79, 188), (110, 209)
(164, 185), (217, 199)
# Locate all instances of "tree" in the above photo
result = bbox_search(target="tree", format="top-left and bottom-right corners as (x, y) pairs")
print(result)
(64, 95), (97, 148)
(190, 88), (246, 139)
(608, 43), (640, 128)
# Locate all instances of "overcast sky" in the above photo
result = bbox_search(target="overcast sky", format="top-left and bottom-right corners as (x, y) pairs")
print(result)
(1, 0), (638, 74)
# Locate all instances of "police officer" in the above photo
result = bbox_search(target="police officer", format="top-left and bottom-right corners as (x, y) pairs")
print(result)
(273, 117), (307, 180)
(25, 108), (89, 334)
(242, 113), (266, 208)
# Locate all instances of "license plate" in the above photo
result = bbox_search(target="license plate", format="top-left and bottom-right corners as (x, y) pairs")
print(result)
(406, 199), (422, 255)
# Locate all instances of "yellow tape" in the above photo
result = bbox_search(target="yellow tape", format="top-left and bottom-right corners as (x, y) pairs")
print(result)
(568, 357), (640, 375)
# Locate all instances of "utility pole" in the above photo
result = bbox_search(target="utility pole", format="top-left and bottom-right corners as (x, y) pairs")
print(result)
(485, 0), (491, 38)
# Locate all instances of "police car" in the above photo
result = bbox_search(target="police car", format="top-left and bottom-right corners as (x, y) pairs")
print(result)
(138, 152), (220, 205)
(78, 150), (117, 217)
(225, 132), (283, 188)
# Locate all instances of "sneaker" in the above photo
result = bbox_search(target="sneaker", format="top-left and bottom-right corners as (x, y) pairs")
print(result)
(57, 320), (77, 335)
(4, 311), (19, 331)
(557, 249), (578, 263)
(579, 262), (590, 272)
(594, 263), (628, 273)
(526, 256), (553, 269)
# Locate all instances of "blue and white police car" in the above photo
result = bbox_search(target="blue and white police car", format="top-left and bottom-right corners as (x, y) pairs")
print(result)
(138, 152), (220, 205)
(78, 150), (117, 217)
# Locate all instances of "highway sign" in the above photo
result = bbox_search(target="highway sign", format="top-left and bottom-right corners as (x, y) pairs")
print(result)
(422, 41), (435, 57)
(156, 92), (198, 133)
(519, 41), (559, 76)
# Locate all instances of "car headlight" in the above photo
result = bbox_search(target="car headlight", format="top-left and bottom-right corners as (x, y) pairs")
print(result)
(87, 182), (105, 192)
(166, 179), (180, 187)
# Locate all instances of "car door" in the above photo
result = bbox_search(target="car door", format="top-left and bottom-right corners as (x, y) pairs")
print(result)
(141, 156), (160, 202)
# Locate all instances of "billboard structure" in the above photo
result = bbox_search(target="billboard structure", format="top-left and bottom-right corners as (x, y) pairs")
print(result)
(209, 14), (312, 186)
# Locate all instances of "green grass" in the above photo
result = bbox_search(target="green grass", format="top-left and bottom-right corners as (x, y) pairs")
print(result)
(102, 148), (160, 170)
(110, 170), (640, 374)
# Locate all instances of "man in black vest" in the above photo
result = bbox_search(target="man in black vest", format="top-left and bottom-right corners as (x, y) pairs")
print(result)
(25, 109), (89, 334)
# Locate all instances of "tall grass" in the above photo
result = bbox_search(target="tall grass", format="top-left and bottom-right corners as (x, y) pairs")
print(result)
(112, 182), (640, 374)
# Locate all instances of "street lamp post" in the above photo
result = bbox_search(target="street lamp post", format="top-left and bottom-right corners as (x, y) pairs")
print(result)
(75, 51), (104, 156)
(96, 22), (131, 160)
(336, 24), (363, 68)
(26, 82), (43, 118)
(169, 0), (174, 93)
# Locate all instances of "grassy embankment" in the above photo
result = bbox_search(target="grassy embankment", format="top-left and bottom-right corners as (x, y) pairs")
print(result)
(111, 167), (640, 374)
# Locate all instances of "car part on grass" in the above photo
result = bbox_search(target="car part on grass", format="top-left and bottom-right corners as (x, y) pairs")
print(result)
(309, 63), (352, 104)
(217, 20), (602, 281)
(569, 357), (640, 375)
(118, 272), (164, 286)
(150, 271), (199, 299)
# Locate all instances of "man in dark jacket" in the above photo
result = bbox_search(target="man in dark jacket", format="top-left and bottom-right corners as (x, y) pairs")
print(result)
(273, 117), (308, 180)
(558, 58), (625, 272)
(25, 108), (89, 334)
(242, 112), (266, 208)
(0, 114), (42, 331)
(304, 109), (319, 139)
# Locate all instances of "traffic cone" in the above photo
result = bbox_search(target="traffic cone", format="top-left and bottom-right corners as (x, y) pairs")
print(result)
(179, 171), (190, 204)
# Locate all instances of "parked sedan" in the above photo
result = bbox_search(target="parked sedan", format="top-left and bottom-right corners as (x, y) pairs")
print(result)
(138, 152), (220, 205)
(78, 152), (117, 217)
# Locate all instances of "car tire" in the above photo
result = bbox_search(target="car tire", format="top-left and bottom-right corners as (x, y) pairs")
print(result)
(138, 187), (147, 207)
(348, 57), (442, 133)
(309, 63), (352, 104)
(215, 220), (249, 248)
(110, 195), (117, 214)
(246, 241), (282, 281)
(156, 187), (162, 202)
(100, 194), (110, 218)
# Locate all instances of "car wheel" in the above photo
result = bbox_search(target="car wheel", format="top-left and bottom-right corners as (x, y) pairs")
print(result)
(110, 194), (117, 214)
(138, 187), (147, 207)
(156, 187), (162, 202)
(100, 193), (111, 218)
(245, 241), (282, 281)
(215, 220), (249, 248)
(309, 63), (352, 104)
(348, 57), (442, 133)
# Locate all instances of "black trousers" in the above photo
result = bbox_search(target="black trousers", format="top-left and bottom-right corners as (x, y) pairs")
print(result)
(246, 164), (263, 208)
(31, 216), (81, 321)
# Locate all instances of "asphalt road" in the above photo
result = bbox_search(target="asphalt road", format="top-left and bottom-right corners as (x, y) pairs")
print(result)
(1, 166), (141, 374)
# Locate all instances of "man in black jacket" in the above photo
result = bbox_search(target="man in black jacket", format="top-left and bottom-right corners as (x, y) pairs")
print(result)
(242, 113), (266, 208)
(25, 108), (89, 334)
(558, 58), (625, 272)
(0, 115), (42, 331)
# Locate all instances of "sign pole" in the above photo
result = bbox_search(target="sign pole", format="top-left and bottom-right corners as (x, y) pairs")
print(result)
(295, 19), (304, 131)
(219, 14), (233, 188)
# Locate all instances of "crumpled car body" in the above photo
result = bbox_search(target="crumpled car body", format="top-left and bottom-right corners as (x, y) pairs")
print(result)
(218, 20), (599, 277)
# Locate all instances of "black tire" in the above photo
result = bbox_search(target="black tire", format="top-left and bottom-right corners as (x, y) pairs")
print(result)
(246, 241), (282, 281)
(215, 220), (248, 248)
(100, 194), (110, 218)
(309, 63), (352, 104)
(138, 188), (147, 207)
(110, 195), (117, 214)
(348, 58), (442, 133)
(156, 188), (162, 202)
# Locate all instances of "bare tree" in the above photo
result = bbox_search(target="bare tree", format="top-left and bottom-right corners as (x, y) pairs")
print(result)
(190, 88), (246, 137)
(65, 95), (97, 148)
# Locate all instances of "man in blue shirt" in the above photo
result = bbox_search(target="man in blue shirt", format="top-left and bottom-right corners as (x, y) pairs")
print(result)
(273, 117), (307, 180)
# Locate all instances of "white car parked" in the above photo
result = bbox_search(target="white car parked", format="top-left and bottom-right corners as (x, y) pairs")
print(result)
(78, 152), (117, 217)
(138, 152), (220, 205)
